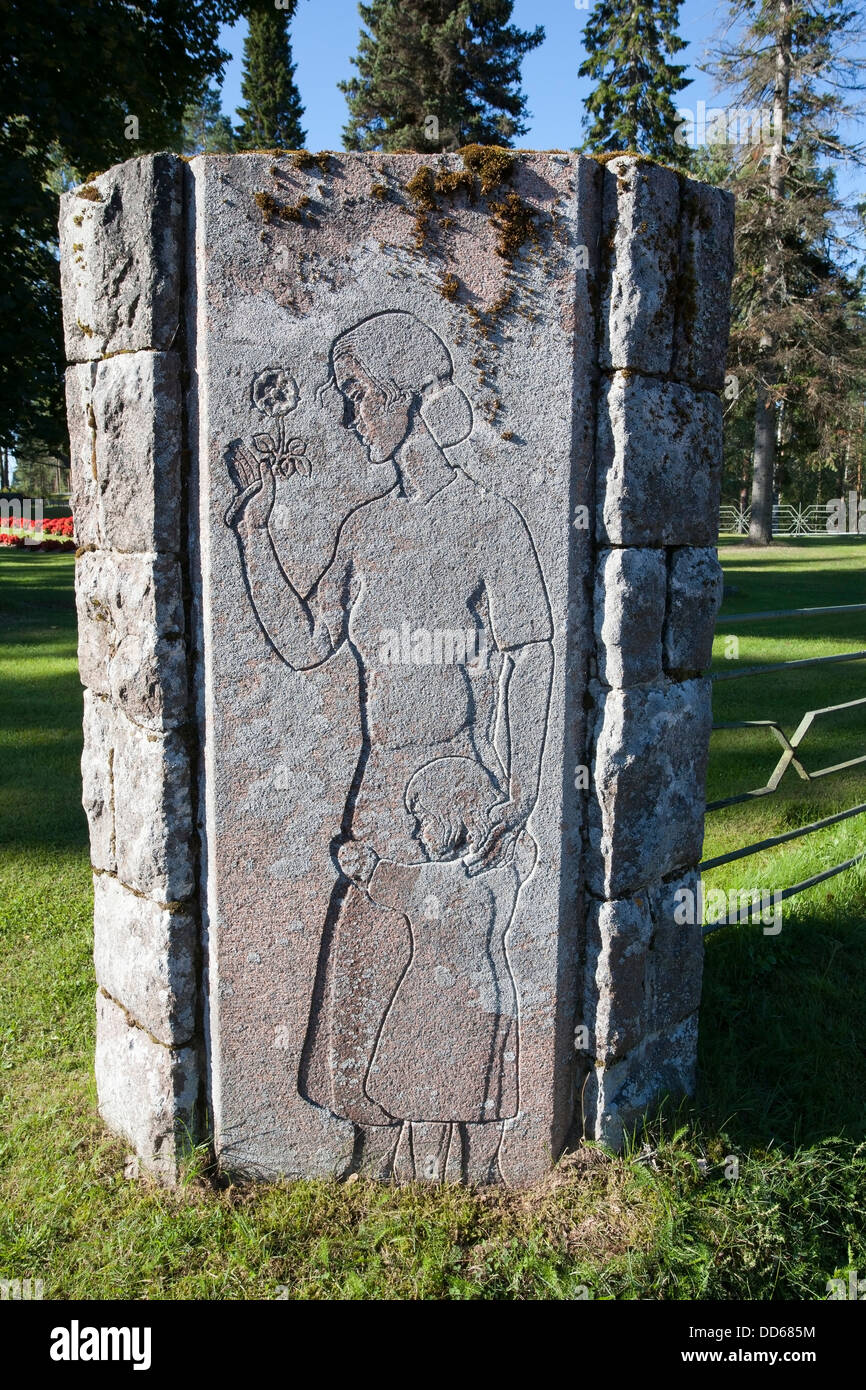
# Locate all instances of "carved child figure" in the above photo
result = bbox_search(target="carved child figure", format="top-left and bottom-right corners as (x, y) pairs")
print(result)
(338, 755), (537, 1183)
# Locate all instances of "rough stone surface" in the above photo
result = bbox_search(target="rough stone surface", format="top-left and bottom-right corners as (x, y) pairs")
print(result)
(672, 183), (735, 391)
(112, 714), (194, 902)
(645, 873), (705, 1032)
(588, 679), (712, 898)
(583, 895), (653, 1062)
(594, 547), (666, 687)
(80, 692), (194, 900)
(81, 691), (117, 874)
(59, 153), (182, 362)
(62, 151), (733, 1181)
(95, 991), (199, 1183)
(65, 364), (100, 550)
(76, 548), (187, 730)
(583, 872), (703, 1067)
(67, 352), (182, 555)
(93, 873), (197, 1044)
(582, 1013), (699, 1149)
(664, 547), (724, 675)
(600, 157), (680, 375)
(596, 374), (723, 547)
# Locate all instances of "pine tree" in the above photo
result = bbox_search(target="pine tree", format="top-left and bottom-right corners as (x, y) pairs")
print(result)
(183, 85), (236, 155)
(579, 0), (691, 160)
(341, 1), (543, 153)
(706, 0), (866, 543)
(709, 142), (866, 511)
(235, 1), (306, 151)
(717, 140), (866, 527)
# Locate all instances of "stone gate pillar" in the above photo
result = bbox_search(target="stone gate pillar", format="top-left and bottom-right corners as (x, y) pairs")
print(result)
(60, 149), (732, 1183)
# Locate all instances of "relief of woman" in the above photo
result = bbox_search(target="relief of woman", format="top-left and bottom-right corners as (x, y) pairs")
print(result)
(225, 310), (552, 1181)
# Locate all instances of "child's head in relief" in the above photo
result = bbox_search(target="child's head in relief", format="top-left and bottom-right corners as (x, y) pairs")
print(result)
(405, 756), (502, 862)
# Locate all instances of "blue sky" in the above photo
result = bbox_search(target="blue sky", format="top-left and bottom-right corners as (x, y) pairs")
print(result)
(218, 0), (730, 150)
(216, 0), (863, 207)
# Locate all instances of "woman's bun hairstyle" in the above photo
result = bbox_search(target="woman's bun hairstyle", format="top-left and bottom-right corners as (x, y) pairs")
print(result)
(419, 382), (473, 448)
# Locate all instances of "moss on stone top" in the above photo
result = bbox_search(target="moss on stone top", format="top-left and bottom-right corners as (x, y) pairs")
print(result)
(405, 166), (437, 210)
(439, 272), (460, 301)
(489, 191), (538, 260)
(434, 167), (476, 199)
(459, 145), (514, 195)
(402, 145), (538, 263)
(254, 190), (311, 225)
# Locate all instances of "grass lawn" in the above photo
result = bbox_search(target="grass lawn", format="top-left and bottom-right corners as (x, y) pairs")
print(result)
(0, 542), (864, 1300)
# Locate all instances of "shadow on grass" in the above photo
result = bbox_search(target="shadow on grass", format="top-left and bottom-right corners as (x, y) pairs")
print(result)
(696, 905), (866, 1149)
(717, 536), (866, 617)
(0, 556), (86, 853)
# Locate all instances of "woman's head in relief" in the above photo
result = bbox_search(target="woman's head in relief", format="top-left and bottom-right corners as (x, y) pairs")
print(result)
(326, 310), (473, 464)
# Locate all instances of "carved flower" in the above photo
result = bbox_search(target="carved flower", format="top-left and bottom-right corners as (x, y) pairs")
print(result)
(274, 438), (311, 479)
(251, 368), (299, 417)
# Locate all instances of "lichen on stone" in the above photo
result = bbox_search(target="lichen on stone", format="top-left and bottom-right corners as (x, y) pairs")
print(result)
(674, 257), (698, 345)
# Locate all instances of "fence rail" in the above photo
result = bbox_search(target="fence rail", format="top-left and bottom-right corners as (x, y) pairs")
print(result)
(700, 604), (865, 926)
(719, 604), (866, 626)
(719, 503), (865, 536)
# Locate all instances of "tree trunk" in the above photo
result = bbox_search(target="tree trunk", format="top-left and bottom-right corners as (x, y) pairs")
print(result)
(749, 382), (776, 542)
(747, 0), (791, 545)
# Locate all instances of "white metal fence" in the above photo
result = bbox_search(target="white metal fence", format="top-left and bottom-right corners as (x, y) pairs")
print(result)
(719, 504), (847, 536)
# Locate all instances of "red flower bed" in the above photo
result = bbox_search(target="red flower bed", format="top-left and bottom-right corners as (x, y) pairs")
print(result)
(0, 514), (76, 551)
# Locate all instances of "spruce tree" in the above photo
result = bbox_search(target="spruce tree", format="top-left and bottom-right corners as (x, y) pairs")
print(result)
(706, 0), (866, 543)
(236, 1), (306, 150)
(183, 85), (236, 155)
(579, 0), (691, 160)
(341, 1), (543, 152)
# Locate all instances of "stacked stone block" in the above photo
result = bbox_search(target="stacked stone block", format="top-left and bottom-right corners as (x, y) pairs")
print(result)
(582, 157), (732, 1145)
(60, 156), (200, 1181)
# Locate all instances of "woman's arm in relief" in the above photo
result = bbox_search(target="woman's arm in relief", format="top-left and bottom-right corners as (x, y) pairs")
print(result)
(228, 454), (347, 670)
